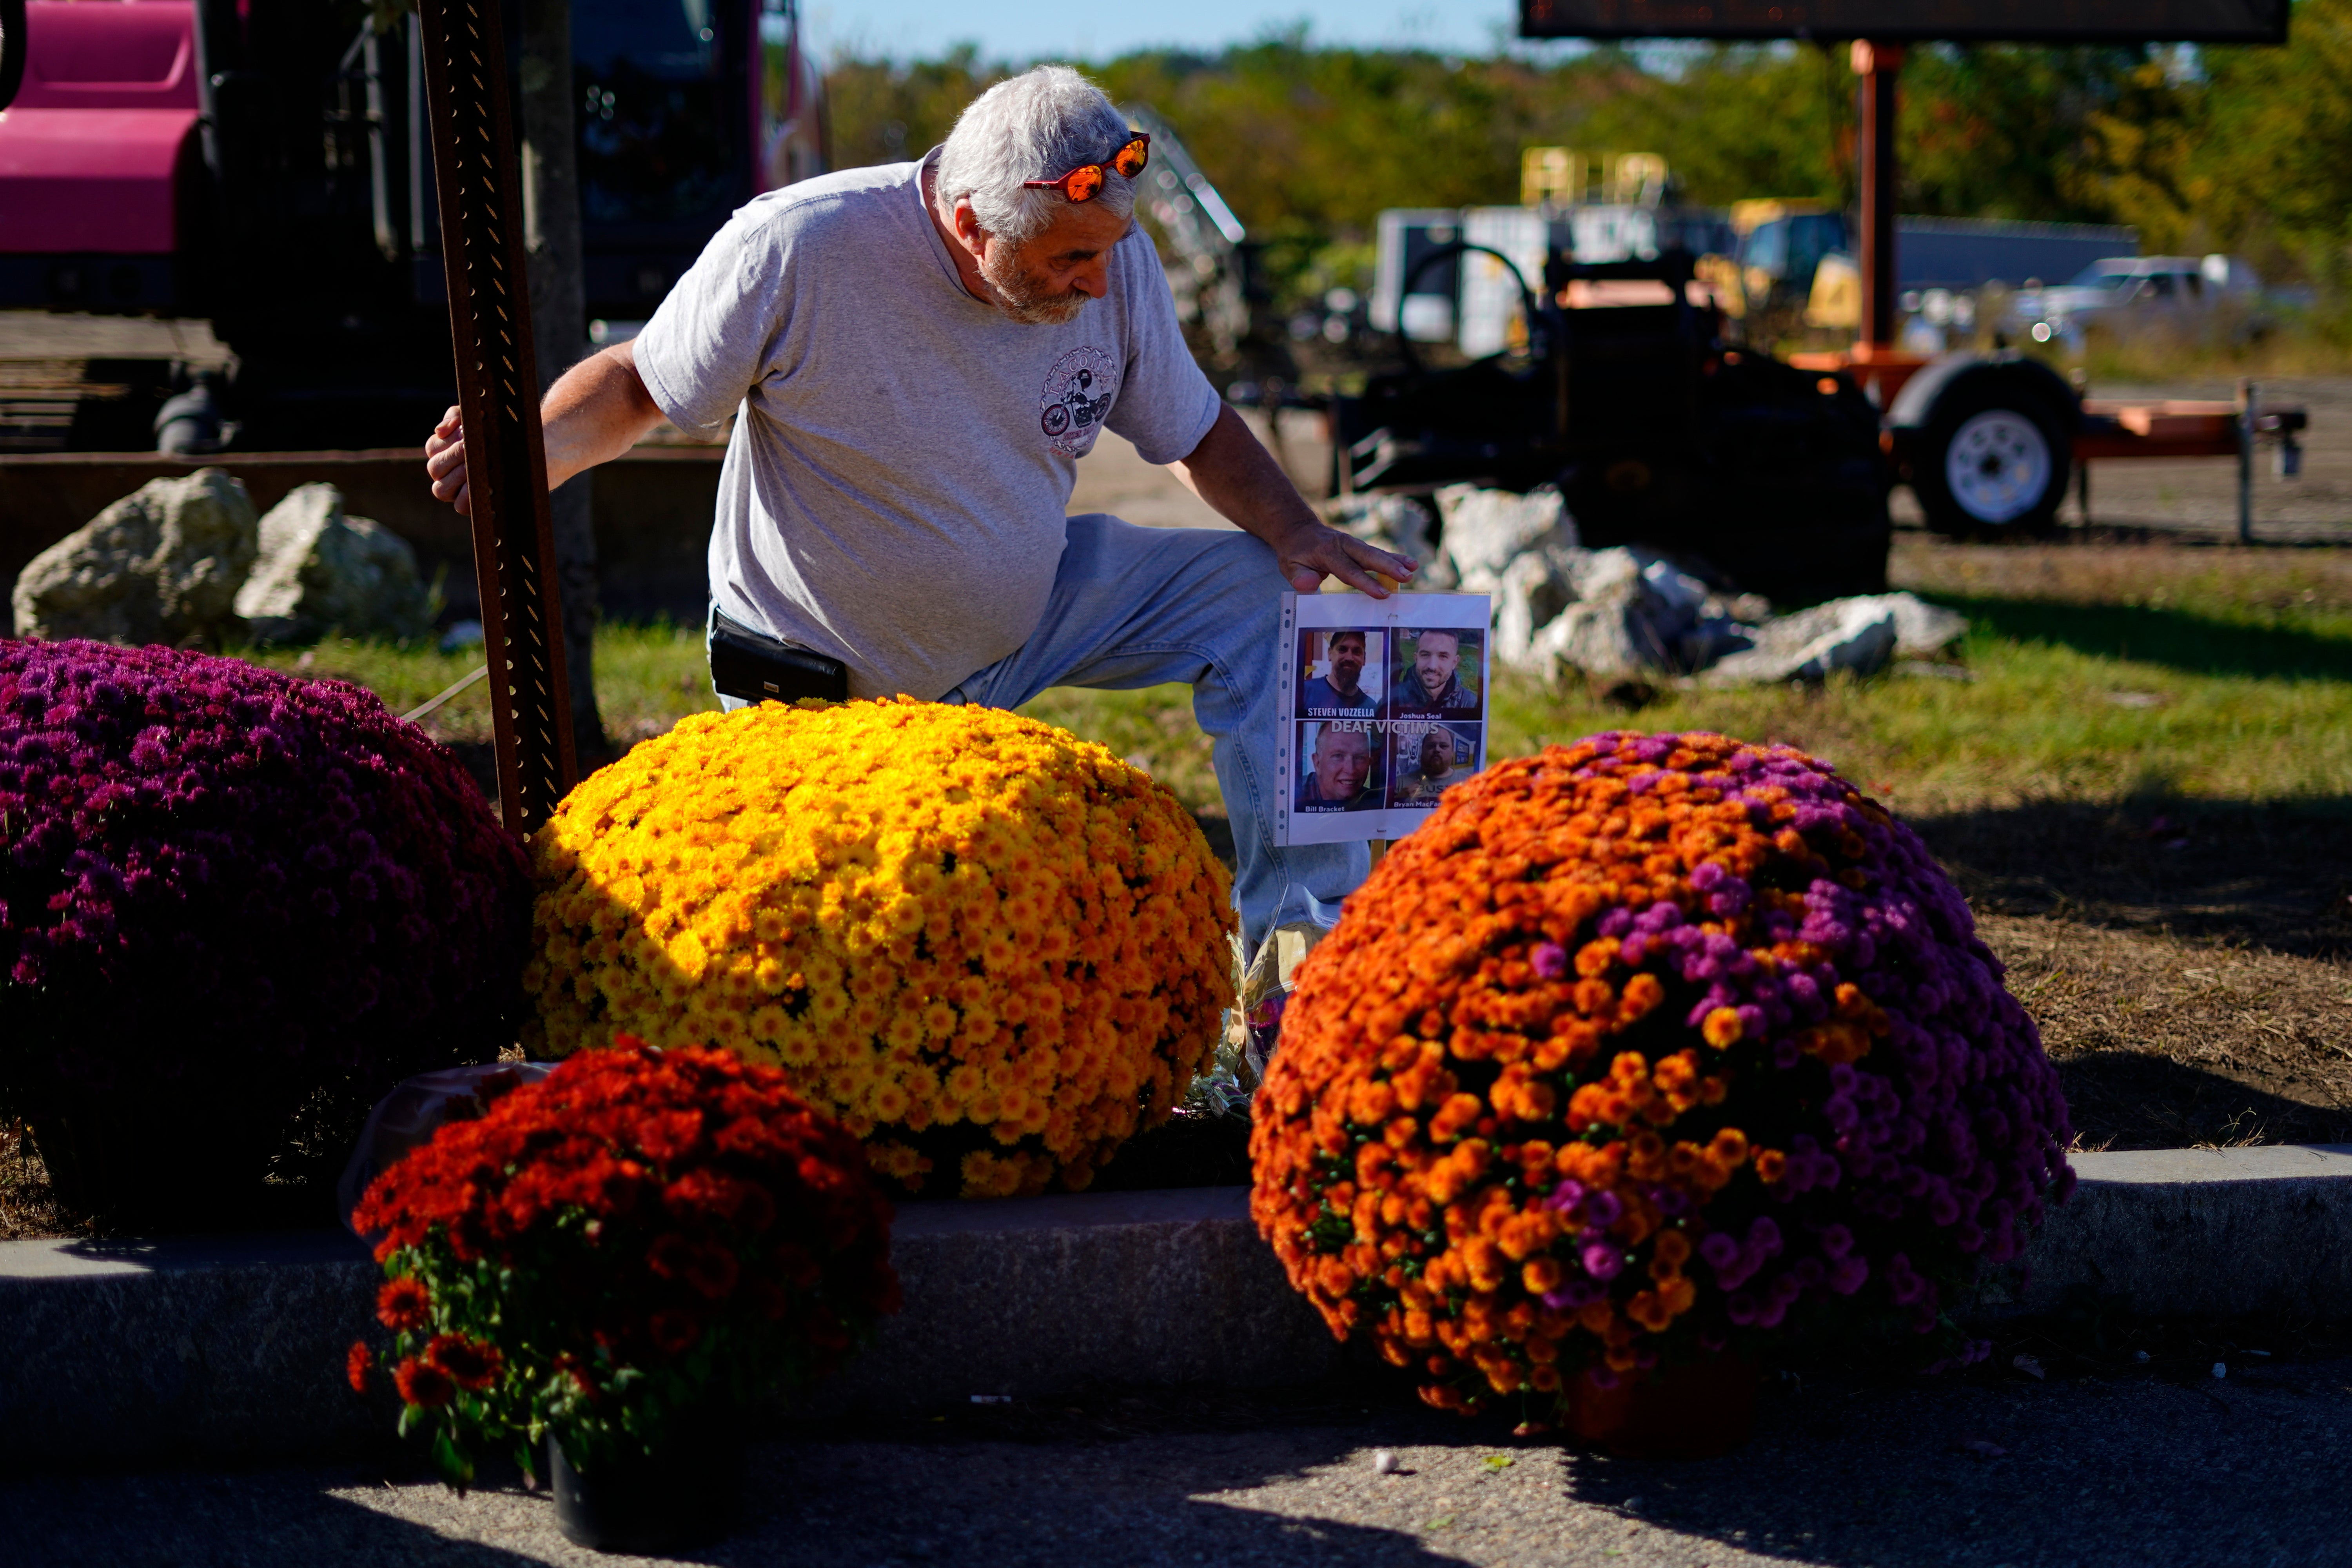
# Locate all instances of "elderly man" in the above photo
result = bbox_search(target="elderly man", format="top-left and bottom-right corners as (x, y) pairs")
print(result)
(1294, 724), (1377, 813)
(425, 67), (1412, 949)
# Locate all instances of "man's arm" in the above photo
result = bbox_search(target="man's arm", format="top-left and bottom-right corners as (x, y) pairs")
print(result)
(424, 340), (668, 516)
(1168, 404), (1416, 597)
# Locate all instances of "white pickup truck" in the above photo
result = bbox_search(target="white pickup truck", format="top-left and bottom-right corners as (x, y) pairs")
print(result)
(2002, 255), (2267, 347)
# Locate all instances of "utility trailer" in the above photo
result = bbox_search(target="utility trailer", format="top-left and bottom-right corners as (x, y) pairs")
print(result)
(1330, 0), (2312, 600)
(1334, 248), (1896, 607)
(1808, 350), (2305, 544)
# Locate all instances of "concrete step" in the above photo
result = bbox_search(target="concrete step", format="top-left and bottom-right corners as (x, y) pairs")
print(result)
(4, 1147), (2345, 1466)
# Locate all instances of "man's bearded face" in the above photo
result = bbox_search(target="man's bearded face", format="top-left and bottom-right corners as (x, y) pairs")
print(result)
(1418, 728), (1455, 775)
(1415, 633), (1461, 697)
(980, 240), (1090, 326)
(1312, 728), (1371, 800)
(1327, 633), (1367, 693)
(977, 201), (1128, 326)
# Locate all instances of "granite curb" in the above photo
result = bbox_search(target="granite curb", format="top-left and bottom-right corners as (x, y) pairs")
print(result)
(2, 1147), (2346, 1466)
(2001, 1143), (2352, 1318)
(0, 1187), (1335, 1467)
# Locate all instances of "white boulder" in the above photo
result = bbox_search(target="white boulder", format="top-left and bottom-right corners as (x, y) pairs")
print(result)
(10, 468), (258, 644)
(234, 483), (431, 643)
(1328, 493), (1441, 576)
(1702, 598), (1899, 685)
(1849, 591), (1970, 656)
(1435, 483), (1578, 592)
(1498, 544), (1731, 680)
(1365, 483), (1961, 689)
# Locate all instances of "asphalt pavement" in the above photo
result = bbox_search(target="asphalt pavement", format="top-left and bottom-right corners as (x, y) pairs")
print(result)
(9, 1343), (2348, 1568)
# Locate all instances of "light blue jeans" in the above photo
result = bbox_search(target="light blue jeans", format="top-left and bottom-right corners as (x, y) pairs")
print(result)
(715, 514), (1367, 951)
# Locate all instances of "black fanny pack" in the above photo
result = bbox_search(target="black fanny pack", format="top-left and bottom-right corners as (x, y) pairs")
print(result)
(707, 608), (850, 705)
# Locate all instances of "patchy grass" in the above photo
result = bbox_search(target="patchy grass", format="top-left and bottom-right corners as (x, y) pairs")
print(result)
(2079, 319), (2352, 384)
(1018, 685), (1222, 809)
(245, 620), (721, 753)
(1889, 533), (2352, 616)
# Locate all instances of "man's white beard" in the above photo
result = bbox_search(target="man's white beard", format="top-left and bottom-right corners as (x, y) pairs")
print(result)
(981, 244), (1088, 326)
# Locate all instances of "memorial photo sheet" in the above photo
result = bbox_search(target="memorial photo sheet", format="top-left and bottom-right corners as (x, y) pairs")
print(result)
(1274, 590), (1494, 847)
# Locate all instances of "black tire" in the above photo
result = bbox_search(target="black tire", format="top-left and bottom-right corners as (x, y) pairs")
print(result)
(1911, 378), (2071, 539)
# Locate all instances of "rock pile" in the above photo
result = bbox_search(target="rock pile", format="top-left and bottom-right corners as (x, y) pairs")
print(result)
(1329, 484), (1966, 685)
(9, 472), (428, 646)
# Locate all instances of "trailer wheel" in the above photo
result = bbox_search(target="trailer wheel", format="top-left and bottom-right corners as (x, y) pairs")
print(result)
(1913, 381), (2071, 538)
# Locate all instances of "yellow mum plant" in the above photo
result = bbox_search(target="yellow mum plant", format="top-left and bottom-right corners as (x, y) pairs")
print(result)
(521, 699), (1237, 1198)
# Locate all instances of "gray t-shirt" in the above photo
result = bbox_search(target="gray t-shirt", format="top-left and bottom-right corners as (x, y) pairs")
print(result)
(632, 153), (1223, 700)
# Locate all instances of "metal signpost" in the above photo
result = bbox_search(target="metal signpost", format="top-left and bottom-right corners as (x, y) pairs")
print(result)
(412, 0), (578, 836)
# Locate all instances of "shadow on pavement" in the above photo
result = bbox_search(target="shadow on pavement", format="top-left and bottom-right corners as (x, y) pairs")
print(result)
(11, 1356), (2352, 1566)
(720, 1433), (1466, 1568)
(9, 1470), (552, 1568)
(1555, 1358), (2350, 1568)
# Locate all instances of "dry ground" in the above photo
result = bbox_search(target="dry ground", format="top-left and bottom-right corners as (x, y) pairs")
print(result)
(1882, 529), (2352, 1147)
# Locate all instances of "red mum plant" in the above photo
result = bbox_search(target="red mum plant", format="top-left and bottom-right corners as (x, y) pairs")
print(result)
(348, 1039), (900, 1490)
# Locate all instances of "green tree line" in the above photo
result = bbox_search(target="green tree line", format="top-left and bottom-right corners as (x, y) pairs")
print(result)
(824, 0), (2352, 310)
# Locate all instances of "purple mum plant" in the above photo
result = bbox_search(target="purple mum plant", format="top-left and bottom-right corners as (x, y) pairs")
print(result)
(0, 640), (531, 1220)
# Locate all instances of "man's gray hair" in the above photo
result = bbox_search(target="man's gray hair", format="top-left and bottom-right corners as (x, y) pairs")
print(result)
(936, 65), (1136, 245)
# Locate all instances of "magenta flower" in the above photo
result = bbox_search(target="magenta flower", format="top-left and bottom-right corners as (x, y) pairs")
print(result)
(0, 640), (531, 1203)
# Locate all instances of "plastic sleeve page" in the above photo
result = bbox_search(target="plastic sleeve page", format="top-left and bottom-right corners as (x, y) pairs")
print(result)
(1277, 591), (1492, 847)
(1274, 592), (1300, 849)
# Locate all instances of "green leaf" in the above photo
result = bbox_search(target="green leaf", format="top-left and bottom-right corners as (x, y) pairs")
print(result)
(432, 1427), (476, 1494)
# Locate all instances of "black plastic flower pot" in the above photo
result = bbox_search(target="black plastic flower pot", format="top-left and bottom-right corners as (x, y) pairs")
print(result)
(547, 1420), (745, 1554)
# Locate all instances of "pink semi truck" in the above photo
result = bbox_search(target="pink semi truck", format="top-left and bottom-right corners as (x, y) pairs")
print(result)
(0, 0), (199, 313)
(0, 0), (825, 448)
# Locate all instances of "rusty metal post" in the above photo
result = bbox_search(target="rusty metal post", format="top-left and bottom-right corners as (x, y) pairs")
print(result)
(2238, 378), (2257, 545)
(1852, 39), (1905, 351)
(413, 0), (577, 835)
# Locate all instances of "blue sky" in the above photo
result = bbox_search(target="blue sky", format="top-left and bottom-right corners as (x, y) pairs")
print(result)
(806, 2), (1530, 64)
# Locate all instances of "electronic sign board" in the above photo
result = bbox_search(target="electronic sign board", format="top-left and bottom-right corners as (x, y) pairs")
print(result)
(1519, 0), (2288, 43)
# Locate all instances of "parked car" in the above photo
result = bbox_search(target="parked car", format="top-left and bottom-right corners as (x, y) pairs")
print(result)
(2002, 255), (2265, 347)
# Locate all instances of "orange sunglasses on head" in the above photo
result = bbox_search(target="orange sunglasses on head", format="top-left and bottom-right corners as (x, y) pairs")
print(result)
(1022, 133), (1150, 203)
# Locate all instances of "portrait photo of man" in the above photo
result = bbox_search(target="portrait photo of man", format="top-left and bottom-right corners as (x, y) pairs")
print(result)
(1389, 724), (1480, 807)
(1298, 628), (1380, 717)
(1293, 722), (1381, 813)
(1390, 628), (1481, 716)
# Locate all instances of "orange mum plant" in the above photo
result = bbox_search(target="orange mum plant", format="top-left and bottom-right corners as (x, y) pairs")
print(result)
(1250, 732), (2072, 1420)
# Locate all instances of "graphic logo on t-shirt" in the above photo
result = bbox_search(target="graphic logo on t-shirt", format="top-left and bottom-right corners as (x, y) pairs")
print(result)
(1039, 346), (1119, 457)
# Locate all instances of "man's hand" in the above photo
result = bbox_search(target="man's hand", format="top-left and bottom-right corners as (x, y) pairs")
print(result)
(425, 405), (473, 515)
(1267, 518), (1416, 597)
(419, 340), (668, 516)
(1171, 404), (1418, 597)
